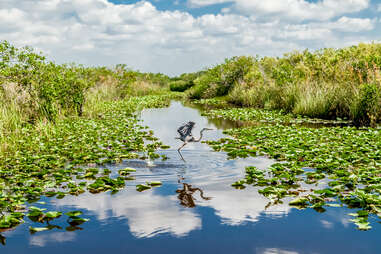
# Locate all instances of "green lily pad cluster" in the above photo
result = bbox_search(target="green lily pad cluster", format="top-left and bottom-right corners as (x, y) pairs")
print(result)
(65, 211), (89, 227)
(87, 177), (125, 194)
(203, 107), (351, 125)
(0, 212), (24, 229)
(118, 168), (136, 176)
(136, 181), (162, 192)
(28, 209), (90, 234)
(0, 95), (172, 231)
(27, 206), (62, 223)
(191, 98), (229, 108)
(207, 124), (380, 230)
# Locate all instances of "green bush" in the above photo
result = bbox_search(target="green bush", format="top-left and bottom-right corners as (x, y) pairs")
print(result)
(169, 80), (192, 92)
(187, 56), (254, 99)
(352, 83), (381, 126)
(193, 43), (381, 125)
(0, 41), (170, 127)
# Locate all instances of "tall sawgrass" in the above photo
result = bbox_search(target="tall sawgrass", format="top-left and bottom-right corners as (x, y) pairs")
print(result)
(186, 43), (381, 125)
(0, 42), (171, 152)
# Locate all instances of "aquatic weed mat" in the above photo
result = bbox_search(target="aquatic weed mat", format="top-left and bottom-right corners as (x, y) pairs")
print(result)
(0, 95), (172, 233)
(202, 107), (351, 125)
(207, 124), (381, 230)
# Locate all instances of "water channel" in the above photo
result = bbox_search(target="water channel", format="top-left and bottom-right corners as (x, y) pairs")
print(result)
(1, 101), (380, 253)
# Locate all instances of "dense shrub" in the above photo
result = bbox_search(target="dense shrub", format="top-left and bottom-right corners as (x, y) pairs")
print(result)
(169, 72), (201, 93)
(0, 41), (170, 136)
(190, 43), (381, 125)
(352, 83), (381, 126)
(187, 56), (254, 99)
(169, 80), (191, 92)
(0, 42), (95, 122)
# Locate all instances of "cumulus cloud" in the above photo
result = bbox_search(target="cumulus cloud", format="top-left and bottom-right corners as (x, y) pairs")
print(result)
(256, 248), (299, 254)
(29, 232), (76, 247)
(237, 0), (369, 21)
(189, 0), (370, 21)
(54, 190), (202, 238)
(188, 0), (232, 8)
(196, 180), (290, 225)
(0, 0), (377, 75)
(328, 16), (375, 32)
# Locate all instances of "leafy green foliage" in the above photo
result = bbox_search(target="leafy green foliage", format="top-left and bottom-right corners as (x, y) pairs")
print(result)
(202, 107), (350, 125)
(0, 41), (95, 122)
(169, 72), (201, 92)
(352, 83), (381, 126)
(0, 41), (173, 144)
(169, 80), (192, 92)
(187, 56), (254, 99)
(188, 43), (381, 125)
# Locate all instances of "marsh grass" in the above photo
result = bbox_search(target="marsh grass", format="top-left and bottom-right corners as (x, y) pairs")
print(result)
(186, 43), (381, 125)
(0, 41), (173, 153)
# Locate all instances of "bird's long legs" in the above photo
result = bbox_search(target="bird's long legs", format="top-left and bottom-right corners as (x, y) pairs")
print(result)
(177, 142), (187, 162)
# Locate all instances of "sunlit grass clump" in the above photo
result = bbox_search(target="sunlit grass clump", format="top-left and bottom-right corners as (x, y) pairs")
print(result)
(184, 43), (381, 126)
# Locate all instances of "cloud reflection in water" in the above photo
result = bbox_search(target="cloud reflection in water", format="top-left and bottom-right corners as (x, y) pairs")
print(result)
(51, 100), (291, 239)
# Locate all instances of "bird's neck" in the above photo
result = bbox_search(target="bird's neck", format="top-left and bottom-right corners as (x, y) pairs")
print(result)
(194, 129), (205, 142)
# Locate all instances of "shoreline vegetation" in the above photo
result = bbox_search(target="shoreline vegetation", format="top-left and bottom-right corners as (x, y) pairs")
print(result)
(172, 42), (381, 126)
(0, 41), (172, 153)
(2, 40), (380, 145)
(0, 41), (177, 231)
(0, 41), (380, 232)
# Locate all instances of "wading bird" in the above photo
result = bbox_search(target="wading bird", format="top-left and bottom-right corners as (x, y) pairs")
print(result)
(175, 121), (213, 161)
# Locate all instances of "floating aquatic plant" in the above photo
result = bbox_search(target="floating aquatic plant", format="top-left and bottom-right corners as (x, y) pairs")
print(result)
(0, 95), (173, 232)
(207, 124), (380, 230)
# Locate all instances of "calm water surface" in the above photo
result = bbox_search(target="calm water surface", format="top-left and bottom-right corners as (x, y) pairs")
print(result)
(1, 101), (380, 254)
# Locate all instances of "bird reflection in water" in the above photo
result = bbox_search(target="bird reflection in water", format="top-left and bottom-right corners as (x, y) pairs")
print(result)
(0, 233), (5, 246)
(176, 183), (212, 208)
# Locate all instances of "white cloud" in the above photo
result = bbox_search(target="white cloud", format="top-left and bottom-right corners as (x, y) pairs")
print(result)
(235, 0), (369, 21)
(189, 0), (370, 21)
(329, 16), (375, 32)
(29, 232), (76, 247)
(197, 179), (290, 225)
(256, 248), (299, 254)
(188, 0), (232, 8)
(276, 16), (375, 41)
(320, 220), (334, 229)
(54, 190), (201, 238)
(0, 0), (377, 75)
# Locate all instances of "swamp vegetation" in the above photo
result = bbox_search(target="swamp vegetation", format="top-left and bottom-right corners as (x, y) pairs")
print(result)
(0, 41), (175, 233)
(179, 43), (381, 126)
(0, 41), (380, 245)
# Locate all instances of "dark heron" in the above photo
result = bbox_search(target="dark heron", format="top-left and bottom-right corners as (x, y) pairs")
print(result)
(175, 121), (213, 161)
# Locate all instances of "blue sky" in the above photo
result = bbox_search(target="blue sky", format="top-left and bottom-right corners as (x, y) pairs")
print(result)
(1, 0), (381, 75)
(110, 0), (233, 16)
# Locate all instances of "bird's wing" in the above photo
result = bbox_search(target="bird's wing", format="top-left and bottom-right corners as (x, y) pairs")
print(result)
(177, 123), (188, 137)
(177, 122), (194, 137)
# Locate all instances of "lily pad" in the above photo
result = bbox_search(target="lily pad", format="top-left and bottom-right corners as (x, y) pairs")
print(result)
(136, 184), (151, 192)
